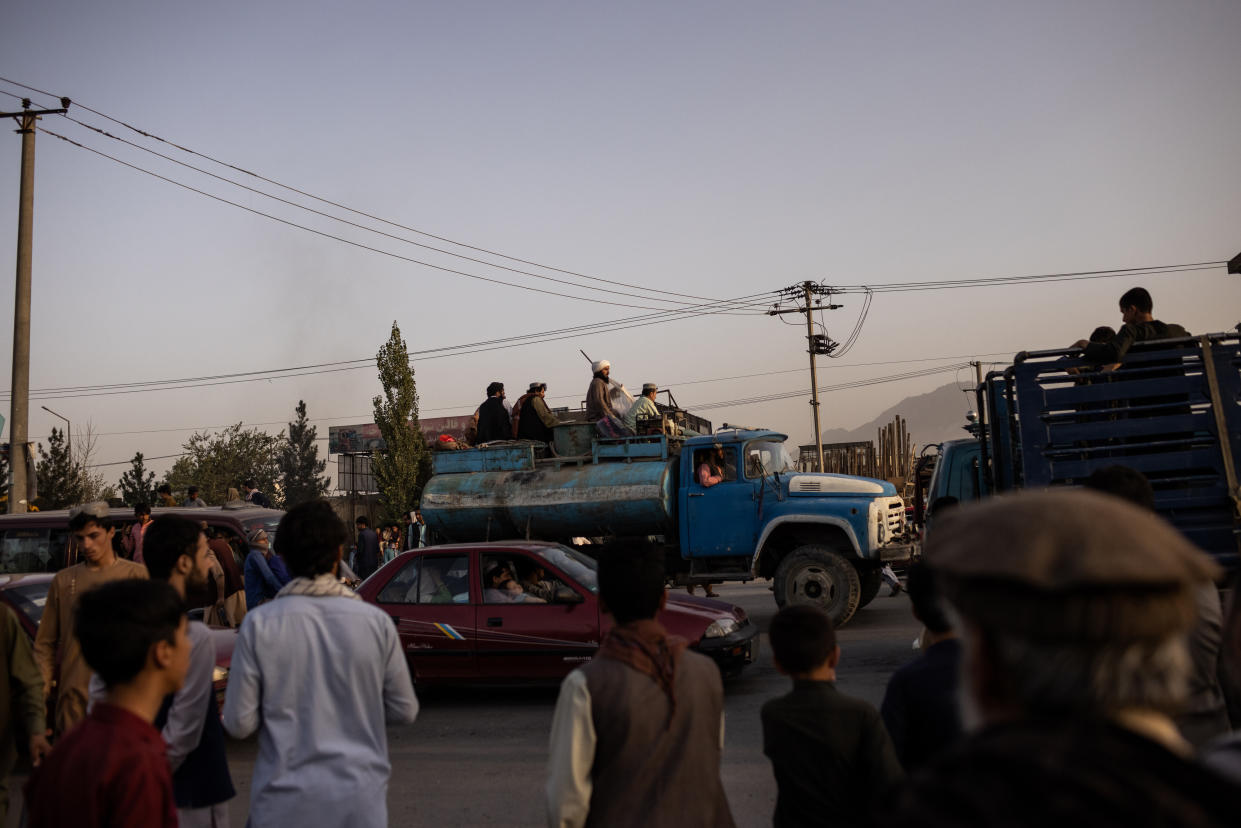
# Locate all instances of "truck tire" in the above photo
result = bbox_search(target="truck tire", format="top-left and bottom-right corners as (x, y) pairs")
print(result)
(858, 568), (881, 609)
(772, 545), (862, 627)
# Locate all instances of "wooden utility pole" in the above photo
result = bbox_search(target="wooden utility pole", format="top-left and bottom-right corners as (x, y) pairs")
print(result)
(3, 97), (69, 512)
(769, 281), (841, 472)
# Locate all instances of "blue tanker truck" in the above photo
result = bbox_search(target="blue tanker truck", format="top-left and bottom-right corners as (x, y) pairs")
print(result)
(420, 426), (913, 626)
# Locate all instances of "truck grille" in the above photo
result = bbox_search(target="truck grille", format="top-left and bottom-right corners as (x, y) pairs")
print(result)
(885, 497), (906, 535)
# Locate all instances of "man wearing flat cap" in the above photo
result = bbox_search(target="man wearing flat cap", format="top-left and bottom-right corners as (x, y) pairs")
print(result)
(512, 382), (559, 447)
(623, 383), (660, 434)
(878, 489), (1241, 827)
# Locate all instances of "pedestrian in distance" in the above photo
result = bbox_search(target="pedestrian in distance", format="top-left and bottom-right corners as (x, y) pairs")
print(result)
(880, 562), (962, 770)
(95, 515), (235, 827)
(877, 489), (1241, 828)
(124, 502), (153, 563)
(476, 381), (511, 444)
(222, 500), (419, 828)
(33, 502), (148, 736)
(242, 479), (271, 509)
(1, 603), (50, 824)
(243, 529), (290, 609)
(26, 578), (189, 828)
(761, 605), (903, 828)
(184, 485), (207, 507)
(157, 483), (177, 507)
(354, 515), (382, 581)
(546, 539), (735, 828)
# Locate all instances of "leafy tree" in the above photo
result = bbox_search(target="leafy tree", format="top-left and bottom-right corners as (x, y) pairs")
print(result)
(118, 451), (159, 507)
(371, 322), (432, 524)
(164, 423), (284, 507)
(35, 427), (84, 508)
(280, 400), (330, 507)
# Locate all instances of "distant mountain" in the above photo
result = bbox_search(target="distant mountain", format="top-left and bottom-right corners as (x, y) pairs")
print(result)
(815, 382), (976, 451)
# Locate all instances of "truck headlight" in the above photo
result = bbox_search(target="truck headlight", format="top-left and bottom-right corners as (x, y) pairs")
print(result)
(704, 618), (739, 639)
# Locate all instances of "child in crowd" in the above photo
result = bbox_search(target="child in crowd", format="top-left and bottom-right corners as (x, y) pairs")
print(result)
(26, 579), (190, 828)
(761, 605), (903, 828)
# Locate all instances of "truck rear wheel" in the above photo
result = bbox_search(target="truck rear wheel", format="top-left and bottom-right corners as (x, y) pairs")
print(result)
(858, 568), (881, 609)
(772, 545), (862, 627)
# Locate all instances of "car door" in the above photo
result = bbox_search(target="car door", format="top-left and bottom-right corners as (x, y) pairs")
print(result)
(475, 551), (599, 680)
(684, 444), (758, 557)
(373, 551), (476, 681)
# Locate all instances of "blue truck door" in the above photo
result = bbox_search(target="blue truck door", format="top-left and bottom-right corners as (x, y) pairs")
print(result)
(684, 445), (757, 556)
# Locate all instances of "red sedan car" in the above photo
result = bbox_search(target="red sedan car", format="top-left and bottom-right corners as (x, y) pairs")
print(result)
(357, 541), (758, 684)
(0, 573), (236, 709)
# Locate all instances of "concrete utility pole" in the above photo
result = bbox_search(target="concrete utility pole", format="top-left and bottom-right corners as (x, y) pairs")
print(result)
(769, 281), (842, 473)
(3, 97), (69, 513)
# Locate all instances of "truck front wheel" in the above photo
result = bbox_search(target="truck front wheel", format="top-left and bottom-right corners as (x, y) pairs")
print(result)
(772, 545), (862, 627)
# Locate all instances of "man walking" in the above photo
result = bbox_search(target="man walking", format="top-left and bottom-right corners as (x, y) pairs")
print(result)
(222, 500), (419, 828)
(33, 502), (148, 735)
(355, 515), (382, 580)
(114, 515), (235, 826)
(546, 540), (734, 827)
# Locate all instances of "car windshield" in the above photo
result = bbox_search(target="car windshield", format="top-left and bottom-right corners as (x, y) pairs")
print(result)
(536, 545), (598, 593)
(242, 516), (282, 550)
(4, 581), (49, 625)
(744, 439), (797, 477)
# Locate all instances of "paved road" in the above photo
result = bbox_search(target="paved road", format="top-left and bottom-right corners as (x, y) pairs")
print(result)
(220, 581), (921, 827)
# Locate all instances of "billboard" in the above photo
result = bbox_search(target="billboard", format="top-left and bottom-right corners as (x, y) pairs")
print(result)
(329, 414), (476, 454)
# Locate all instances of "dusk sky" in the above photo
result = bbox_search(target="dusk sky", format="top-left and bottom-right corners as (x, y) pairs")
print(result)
(2, 1), (1239, 484)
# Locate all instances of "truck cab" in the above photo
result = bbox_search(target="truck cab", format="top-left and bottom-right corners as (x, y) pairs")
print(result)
(677, 430), (910, 625)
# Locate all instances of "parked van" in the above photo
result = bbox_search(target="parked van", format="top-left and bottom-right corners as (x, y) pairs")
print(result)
(0, 502), (284, 573)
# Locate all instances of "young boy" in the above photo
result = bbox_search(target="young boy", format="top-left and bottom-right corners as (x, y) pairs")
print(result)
(761, 605), (903, 828)
(26, 578), (189, 828)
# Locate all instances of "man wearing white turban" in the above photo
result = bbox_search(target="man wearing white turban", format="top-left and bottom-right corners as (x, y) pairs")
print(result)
(585, 360), (615, 422)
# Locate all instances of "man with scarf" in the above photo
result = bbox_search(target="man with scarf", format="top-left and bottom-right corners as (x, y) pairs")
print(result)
(546, 541), (735, 828)
(222, 500), (419, 828)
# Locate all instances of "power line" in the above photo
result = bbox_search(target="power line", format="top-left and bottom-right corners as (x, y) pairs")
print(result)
(830, 261), (1226, 294)
(0, 76), (734, 305)
(39, 124), (778, 314)
(56, 114), (764, 312)
(689, 364), (968, 412)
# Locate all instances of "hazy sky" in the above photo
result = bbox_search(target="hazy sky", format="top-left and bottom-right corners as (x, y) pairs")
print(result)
(2, 1), (1239, 484)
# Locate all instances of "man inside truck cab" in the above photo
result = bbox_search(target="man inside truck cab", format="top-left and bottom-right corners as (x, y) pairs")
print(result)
(1083, 287), (1188, 365)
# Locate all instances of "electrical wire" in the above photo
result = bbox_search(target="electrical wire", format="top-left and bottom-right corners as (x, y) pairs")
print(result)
(0, 76), (734, 305)
(38, 124), (777, 314)
(56, 114), (764, 312)
(688, 364), (968, 411)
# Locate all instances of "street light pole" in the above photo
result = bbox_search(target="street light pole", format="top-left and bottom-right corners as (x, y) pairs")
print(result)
(41, 405), (71, 466)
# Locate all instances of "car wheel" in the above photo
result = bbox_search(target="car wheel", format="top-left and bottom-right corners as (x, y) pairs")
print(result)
(858, 568), (881, 609)
(772, 545), (861, 627)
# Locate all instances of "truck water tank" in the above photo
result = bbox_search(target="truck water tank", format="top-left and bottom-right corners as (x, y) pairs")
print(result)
(421, 458), (678, 541)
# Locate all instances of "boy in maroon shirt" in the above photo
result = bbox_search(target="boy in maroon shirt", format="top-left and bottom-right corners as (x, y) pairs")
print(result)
(26, 579), (190, 828)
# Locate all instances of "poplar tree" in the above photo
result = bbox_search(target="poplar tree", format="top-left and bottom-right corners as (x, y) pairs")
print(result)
(371, 322), (432, 524)
(280, 399), (331, 507)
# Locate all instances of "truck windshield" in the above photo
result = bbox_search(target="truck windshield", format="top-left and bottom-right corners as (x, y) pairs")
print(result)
(744, 440), (796, 478)
(538, 545), (599, 593)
